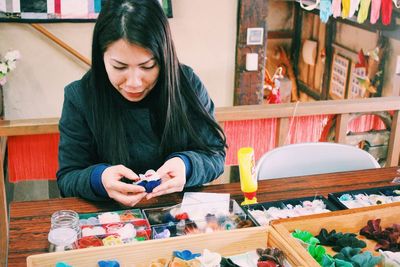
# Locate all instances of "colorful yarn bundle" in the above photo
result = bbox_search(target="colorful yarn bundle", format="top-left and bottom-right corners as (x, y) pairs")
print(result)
(299, 0), (397, 25)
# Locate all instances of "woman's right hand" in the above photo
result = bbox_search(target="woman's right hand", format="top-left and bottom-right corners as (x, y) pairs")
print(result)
(101, 165), (147, 206)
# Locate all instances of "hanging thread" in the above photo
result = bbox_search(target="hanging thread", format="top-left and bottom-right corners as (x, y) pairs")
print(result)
(284, 101), (300, 145)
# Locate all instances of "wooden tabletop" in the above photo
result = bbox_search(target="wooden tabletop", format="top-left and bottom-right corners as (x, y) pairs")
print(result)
(8, 166), (400, 266)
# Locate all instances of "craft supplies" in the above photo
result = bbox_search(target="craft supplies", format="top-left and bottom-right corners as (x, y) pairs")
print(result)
(360, 219), (400, 252)
(244, 196), (336, 226)
(272, 202), (400, 266)
(71, 208), (151, 249)
(291, 229), (381, 266)
(98, 260), (120, 267)
(297, 0), (394, 25)
(380, 250), (400, 266)
(48, 210), (80, 252)
(238, 147), (258, 205)
(144, 199), (253, 239)
(175, 219), (186, 236)
(328, 185), (400, 209)
(135, 169), (162, 193)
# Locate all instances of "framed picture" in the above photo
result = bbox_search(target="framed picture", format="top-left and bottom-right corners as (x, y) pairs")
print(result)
(347, 62), (367, 99)
(0, 0), (172, 22)
(246, 27), (264, 45)
(329, 54), (350, 100)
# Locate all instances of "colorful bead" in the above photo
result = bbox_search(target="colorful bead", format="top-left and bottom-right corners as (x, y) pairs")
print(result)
(102, 235), (123, 246)
(120, 211), (137, 222)
(77, 236), (103, 248)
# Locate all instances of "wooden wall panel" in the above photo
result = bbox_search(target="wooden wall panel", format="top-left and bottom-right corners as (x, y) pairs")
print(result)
(234, 0), (268, 105)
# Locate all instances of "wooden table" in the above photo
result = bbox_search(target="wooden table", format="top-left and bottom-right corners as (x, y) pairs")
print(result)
(8, 167), (400, 266)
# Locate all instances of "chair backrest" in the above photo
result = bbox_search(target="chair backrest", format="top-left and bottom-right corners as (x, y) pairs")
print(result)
(255, 142), (380, 180)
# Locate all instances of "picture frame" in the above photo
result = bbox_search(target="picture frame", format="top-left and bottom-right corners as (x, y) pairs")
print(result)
(0, 0), (173, 22)
(246, 27), (264, 45)
(347, 62), (367, 99)
(329, 54), (350, 100)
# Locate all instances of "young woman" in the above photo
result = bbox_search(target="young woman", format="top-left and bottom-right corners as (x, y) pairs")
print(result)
(57, 0), (227, 206)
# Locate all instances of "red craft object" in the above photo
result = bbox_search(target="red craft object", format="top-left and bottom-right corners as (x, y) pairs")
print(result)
(266, 90), (282, 104)
(257, 260), (278, 267)
(77, 236), (103, 248)
(175, 212), (189, 220)
(355, 49), (367, 69)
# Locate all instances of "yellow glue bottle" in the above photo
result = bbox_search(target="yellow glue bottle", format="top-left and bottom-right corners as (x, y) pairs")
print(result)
(237, 147), (258, 205)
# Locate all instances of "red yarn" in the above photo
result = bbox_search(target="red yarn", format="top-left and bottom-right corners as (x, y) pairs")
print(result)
(381, 0), (393, 25)
(8, 134), (59, 182)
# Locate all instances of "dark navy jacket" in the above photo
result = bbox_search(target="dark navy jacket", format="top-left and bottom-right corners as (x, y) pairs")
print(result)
(57, 65), (226, 201)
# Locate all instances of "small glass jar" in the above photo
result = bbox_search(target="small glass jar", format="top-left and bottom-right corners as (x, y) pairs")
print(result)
(48, 210), (80, 252)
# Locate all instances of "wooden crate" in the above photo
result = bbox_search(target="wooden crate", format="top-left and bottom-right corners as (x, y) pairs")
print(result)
(27, 226), (308, 267)
(271, 202), (400, 267)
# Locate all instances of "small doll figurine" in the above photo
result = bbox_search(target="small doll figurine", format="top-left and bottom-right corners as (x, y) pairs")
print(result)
(135, 169), (161, 193)
(264, 67), (283, 104)
(355, 39), (387, 97)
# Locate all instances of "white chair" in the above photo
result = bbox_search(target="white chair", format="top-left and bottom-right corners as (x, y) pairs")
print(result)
(255, 142), (380, 180)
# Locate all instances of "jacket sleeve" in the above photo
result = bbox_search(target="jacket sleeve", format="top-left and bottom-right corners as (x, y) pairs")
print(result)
(171, 67), (226, 187)
(56, 81), (108, 201)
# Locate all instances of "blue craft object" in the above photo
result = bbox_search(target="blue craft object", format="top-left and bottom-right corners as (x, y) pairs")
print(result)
(339, 194), (353, 201)
(55, 262), (72, 267)
(137, 179), (161, 193)
(319, 0), (332, 23)
(173, 250), (201, 261)
(98, 260), (120, 267)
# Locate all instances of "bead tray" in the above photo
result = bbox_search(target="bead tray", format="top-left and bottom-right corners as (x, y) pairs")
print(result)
(327, 185), (400, 209)
(242, 195), (338, 226)
(143, 199), (255, 239)
(27, 226), (308, 267)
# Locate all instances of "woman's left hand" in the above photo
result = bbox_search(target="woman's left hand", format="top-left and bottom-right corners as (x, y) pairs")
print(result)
(146, 157), (186, 199)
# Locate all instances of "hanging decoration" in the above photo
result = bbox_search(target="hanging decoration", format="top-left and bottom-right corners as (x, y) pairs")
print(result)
(299, 0), (397, 25)
(370, 0), (382, 24)
(264, 67), (283, 104)
(358, 0), (373, 23)
(355, 38), (387, 96)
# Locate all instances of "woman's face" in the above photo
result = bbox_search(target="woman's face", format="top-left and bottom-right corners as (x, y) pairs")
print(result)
(104, 39), (160, 102)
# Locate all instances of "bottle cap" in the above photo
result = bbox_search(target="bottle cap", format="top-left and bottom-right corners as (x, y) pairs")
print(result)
(241, 191), (258, 205)
(241, 197), (258, 205)
(243, 191), (257, 200)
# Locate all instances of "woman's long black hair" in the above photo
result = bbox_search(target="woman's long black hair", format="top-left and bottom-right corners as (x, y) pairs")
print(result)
(89, 0), (226, 165)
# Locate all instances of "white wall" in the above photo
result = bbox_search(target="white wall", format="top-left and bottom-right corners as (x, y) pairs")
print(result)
(0, 0), (237, 119)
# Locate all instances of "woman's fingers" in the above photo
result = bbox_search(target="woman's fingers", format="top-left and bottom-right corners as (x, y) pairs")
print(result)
(110, 181), (146, 194)
(146, 178), (183, 199)
(114, 164), (140, 182)
(112, 191), (147, 207)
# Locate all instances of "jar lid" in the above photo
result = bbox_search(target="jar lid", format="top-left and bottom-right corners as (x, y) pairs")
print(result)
(48, 228), (78, 246)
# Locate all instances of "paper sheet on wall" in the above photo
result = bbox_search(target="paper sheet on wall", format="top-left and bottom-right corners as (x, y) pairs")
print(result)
(180, 192), (230, 220)
(61, 0), (88, 18)
(0, 0), (6, 12)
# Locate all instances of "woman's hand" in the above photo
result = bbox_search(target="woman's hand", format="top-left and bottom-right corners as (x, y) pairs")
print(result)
(102, 164), (147, 206)
(146, 157), (186, 199)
